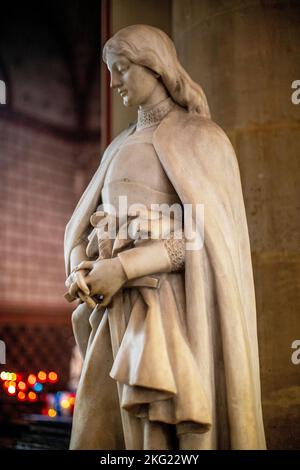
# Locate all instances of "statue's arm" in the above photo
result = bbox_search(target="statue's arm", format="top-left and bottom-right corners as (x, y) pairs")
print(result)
(71, 236), (185, 308)
(65, 239), (95, 306)
(117, 236), (185, 281)
(70, 241), (89, 273)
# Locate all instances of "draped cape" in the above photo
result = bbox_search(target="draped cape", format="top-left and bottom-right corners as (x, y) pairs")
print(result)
(64, 106), (266, 449)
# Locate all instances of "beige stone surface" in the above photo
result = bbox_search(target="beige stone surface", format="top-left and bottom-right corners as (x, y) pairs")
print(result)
(233, 127), (300, 252)
(172, 0), (300, 448)
(111, 0), (172, 137)
(173, 0), (300, 129)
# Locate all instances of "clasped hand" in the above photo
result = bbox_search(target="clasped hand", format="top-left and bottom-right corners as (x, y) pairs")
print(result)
(65, 257), (127, 308)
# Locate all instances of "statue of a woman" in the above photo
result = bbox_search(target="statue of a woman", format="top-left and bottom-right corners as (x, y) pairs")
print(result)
(64, 24), (266, 450)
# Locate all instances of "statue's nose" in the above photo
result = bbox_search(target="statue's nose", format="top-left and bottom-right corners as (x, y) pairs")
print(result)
(110, 73), (122, 89)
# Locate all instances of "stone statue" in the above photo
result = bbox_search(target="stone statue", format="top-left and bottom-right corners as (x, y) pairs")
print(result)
(64, 24), (266, 450)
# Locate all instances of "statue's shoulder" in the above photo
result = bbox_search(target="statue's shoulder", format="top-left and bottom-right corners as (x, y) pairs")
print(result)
(162, 106), (230, 145)
(101, 122), (136, 165)
(111, 121), (136, 145)
(155, 106), (236, 168)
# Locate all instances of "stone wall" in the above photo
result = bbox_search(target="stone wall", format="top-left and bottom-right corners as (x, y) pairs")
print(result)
(172, 0), (300, 449)
(0, 2), (101, 317)
(0, 120), (76, 311)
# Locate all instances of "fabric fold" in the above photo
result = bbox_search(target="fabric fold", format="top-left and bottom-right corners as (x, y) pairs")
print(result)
(110, 275), (211, 432)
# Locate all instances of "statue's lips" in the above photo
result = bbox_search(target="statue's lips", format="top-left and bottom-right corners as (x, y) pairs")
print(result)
(119, 89), (127, 97)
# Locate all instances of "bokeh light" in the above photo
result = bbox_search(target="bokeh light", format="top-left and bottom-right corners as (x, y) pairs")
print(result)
(27, 374), (37, 386)
(17, 391), (26, 401)
(48, 408), (57, 418)
(28, 391), (37, 401)
(48, 372), (58, 383)
(37, 371), (47, 383)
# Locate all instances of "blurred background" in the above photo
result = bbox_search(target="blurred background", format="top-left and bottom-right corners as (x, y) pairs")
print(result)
(0, 0), (299, 450)
(0, 0), (101, 449)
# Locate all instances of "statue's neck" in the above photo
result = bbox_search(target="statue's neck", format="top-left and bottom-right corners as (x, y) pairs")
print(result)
(136, 97), (175, 131)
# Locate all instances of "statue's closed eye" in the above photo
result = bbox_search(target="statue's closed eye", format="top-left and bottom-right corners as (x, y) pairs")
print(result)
(118, 66), (129, 74)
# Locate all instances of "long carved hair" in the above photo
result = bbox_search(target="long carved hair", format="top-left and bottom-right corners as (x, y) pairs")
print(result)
(103, 24), (211, 118)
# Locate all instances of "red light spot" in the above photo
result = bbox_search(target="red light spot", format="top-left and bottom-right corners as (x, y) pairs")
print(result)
(48, 372), (58, 383)
(28, 374), (37, 386)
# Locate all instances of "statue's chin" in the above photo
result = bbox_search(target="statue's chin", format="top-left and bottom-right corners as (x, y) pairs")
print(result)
(122, 95), (131, 106)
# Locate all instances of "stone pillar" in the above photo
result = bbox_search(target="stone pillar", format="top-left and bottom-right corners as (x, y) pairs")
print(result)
(172, 0), (300, 449)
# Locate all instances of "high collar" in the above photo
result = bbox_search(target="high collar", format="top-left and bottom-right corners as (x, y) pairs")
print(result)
(136, 97), (175, 131)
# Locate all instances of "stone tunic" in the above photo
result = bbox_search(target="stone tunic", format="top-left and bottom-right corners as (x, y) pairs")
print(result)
(102, 125), (186, 449)
(67, 100), (266, 450)
(100, 124), (185, 270)
(70, 105), (209, 450)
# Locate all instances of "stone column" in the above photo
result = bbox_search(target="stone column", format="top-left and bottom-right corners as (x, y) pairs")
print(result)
(172, 0), (300, 449)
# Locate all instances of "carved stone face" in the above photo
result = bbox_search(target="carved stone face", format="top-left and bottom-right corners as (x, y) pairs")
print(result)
(106, 52), (159, 107)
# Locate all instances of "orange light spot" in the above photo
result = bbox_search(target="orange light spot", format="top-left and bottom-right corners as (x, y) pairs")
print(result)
(18, 381), (27, 391)
(69, 396), (75, 405)
(48, 372), (58, 383)
(28, 391), (37, 401)
(18, 391), (26, 401)
(28, 374), (37, 386)
(48, 408), (57, 418)
(38, 371), (47, 382)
